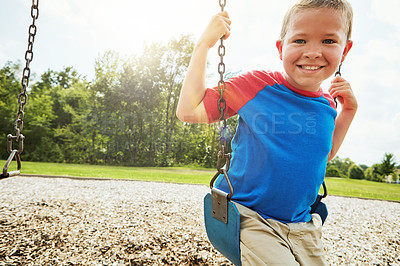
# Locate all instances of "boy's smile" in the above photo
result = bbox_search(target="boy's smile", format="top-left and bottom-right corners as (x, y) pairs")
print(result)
(276, 8), (353, 92)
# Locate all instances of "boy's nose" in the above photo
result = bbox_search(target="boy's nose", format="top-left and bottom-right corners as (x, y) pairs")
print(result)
(303, 44), (322, 59)
(304, 49), (322, 59)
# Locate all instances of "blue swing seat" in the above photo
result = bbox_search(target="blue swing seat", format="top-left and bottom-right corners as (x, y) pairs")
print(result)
(204, 191), (241, 266)
(204, 178), (328, 266)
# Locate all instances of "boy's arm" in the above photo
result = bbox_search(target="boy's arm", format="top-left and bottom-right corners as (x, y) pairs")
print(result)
(327, 76), (358, 161)
(176, 11), (231, 123)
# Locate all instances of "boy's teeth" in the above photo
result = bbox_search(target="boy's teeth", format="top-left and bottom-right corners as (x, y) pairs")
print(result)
(302, 66), (320, 70)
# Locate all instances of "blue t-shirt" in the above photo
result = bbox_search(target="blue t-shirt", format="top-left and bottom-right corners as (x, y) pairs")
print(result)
(204, 70), (337, 223)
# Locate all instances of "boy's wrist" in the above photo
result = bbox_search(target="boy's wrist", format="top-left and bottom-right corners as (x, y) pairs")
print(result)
(342, 104), (358, 115)
(339, 107), (357, 119)
(195, 41), (212, 51)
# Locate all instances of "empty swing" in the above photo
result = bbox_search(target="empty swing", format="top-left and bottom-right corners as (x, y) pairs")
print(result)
(202, 1), (329, 265)
(1, 0), (40, 180)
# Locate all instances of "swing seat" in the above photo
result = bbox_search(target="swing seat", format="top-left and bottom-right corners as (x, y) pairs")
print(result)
(310, 182), (329, 225)
(204, 179), (328, 266)
(310, 195), (328, 225)
(204, 191), (241, 266)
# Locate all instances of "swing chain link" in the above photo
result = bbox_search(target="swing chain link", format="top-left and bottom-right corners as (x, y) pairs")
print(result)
(333, 62), (342, 108)
(14, 0), (39, 144)
(219, 0), (226, 11)
(217, 0), (226, 125)
(216, 0), (231, 174)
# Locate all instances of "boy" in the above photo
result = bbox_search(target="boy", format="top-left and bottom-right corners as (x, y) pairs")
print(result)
(176, 0), (357, 265)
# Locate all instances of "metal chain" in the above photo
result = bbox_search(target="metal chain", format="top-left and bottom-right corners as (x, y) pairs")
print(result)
(15, 0), (39, 141)
(217, 0), (227, 125)
(1, 0), (39, 179)
(333, 62), (342, 108)
(216, 0), (232, 173)
(210, 0), (235, 210)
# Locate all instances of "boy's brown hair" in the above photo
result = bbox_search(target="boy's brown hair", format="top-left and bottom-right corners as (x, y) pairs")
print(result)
(280, 0), (353, 42)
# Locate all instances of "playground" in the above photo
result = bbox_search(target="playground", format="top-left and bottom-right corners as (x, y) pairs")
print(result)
(1, 176), (399, 265)
(2, 0), (400, 265)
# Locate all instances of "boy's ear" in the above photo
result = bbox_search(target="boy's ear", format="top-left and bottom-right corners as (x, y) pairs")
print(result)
(276, 40), (283, 60)
(341, 40), (353, 62)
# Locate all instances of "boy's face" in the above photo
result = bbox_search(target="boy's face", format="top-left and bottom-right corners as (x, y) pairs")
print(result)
(276, 8), (353, 92)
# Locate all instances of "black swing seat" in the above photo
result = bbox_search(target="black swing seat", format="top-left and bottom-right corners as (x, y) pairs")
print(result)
(309, 182), (329, 225)
(310, 195), (328, 225)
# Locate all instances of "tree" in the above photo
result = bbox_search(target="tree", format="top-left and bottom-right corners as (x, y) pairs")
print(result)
(327, 156), (355, 178)
(365, 164), (384, 182)
(23, 67), (89, 163)
(359, 164), (368, 171)
(379, 153), (396, 178)
(0, 62), (22, 159)
(158, 35), (193, 166)
(326, 165), (340, 177)
(391, 170), (399, 183)
(348, 164), (365, 179)
(0, 35), (239, 167)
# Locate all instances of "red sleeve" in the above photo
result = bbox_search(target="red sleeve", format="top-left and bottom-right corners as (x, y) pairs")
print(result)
(203, 70), (279, 123)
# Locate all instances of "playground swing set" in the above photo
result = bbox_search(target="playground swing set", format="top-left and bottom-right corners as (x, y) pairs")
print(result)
(0, 0), (39, 180)
(0, 1), (333, 265)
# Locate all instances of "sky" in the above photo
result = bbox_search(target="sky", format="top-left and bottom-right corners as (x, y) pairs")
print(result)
(1, 0), (400, 166)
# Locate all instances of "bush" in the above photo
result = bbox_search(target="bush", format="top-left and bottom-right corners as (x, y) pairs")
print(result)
(391, 171), (399, 182)
(348, 164), (365, 179)
(365, 167), (373, 181)
(365, 164), (384, 182)
(326, 165), (341, 177)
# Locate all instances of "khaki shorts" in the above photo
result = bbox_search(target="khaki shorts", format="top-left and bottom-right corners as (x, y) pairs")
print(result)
(235, 202), (327, 266)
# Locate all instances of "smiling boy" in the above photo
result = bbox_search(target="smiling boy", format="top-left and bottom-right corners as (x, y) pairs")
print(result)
(176, 0), (357, 264)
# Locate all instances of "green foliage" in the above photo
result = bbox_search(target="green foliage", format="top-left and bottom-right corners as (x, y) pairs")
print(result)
(348, 164), (365, 180)
(365, 164), (384, 182)
(0, 62), (21, 158)
(325, 165), (340, 177)
(327, 156), (355, 178)
(0, 35), (224, 167)
(379, 153), (397, 177)
(390, 170), (399, 182)
(363, 153), (398, 183)
(359, 164), (368, 171)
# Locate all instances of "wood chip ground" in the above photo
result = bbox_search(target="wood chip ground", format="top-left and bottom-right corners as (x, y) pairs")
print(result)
(0, 176), (399, 265)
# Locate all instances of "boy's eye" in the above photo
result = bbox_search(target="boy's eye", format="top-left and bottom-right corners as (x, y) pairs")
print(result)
(323, 39), (335, 44)
(294, 39), (306, 44)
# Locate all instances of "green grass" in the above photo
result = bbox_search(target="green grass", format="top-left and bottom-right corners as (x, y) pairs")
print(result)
(324, 177), (400, 202)
(2, 160), (400, 202)
(0, 160), (215, 184)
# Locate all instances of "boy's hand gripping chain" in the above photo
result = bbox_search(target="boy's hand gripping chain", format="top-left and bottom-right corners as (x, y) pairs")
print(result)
(1, 0), (39, 179)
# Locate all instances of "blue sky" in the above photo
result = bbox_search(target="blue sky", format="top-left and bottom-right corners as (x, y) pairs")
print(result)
(1, 0), (400, 166)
